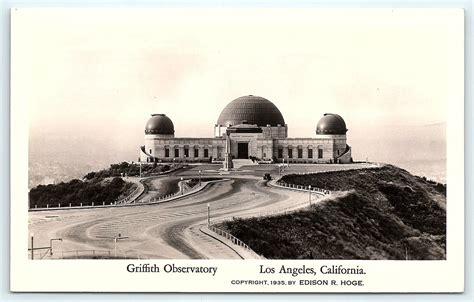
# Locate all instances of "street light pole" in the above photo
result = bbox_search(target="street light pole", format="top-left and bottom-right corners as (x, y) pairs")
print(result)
(30, 233), (34, 260)
(49, 238), (63, 256)
(112, 234), (129, 259)
(180, 177), (184, 195)
(199, 170), (202, 186)
(114, 237), (117, 258)
(308, 185), (312, 205)
(97, 234), (128, 259)
(207, 203), (211, 226)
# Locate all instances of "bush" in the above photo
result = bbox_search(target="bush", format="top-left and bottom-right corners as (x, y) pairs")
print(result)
(29, 177), (134, 208)
(83, 162), (172, 179)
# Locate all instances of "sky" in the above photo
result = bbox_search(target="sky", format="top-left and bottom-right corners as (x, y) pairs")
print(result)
(12, 8), (461, 169)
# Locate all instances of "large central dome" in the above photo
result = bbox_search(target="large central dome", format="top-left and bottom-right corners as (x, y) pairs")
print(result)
(217, 95), (285, 127)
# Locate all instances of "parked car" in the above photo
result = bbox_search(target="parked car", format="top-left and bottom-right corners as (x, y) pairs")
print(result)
(263, 173), (272, 180)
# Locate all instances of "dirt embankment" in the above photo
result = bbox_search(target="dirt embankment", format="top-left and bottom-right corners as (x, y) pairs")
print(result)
(220, 165), (446, 260)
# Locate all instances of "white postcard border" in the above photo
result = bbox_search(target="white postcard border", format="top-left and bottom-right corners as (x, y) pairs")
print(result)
(9, 8), (465, 293)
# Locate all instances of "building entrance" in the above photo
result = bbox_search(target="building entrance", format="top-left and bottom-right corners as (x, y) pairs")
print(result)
(237, 143), (249, 159)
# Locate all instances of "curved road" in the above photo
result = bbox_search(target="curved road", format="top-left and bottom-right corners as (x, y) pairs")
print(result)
(28, 176), (313, 259)
(28, 164), (374, 259)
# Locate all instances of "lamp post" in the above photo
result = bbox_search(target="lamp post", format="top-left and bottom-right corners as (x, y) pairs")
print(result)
(30, 233), (34, 260)
(114, 237), (117, 258)
(308, 185), (312, 205)
(199, 170), (202, 186)
(113, 233), (128, 258)
(49, 238), (63, 256)
(207, 203), (211, 226)
(138, 149), (141, 176)
(180, 177), (184, 195)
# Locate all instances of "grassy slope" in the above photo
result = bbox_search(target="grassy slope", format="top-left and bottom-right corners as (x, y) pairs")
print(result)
(221, 165), (446, 260)
(142, 177), (180, 198)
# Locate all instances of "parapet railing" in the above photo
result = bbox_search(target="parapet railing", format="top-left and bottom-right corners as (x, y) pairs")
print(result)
(114, 171), (186, 205)
(274, 181), (331, 195)
(47, 249), (150, 259)
(207, 225), (264, 259)
(29, 179), (227, 211)
(277, 162), (383, 176)
(134, 179), (226, 204)
(115, 182), (144, 205)
(28, 248), (52, 260)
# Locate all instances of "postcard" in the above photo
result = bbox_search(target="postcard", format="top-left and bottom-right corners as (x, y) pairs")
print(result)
(10, 8), (464, 292)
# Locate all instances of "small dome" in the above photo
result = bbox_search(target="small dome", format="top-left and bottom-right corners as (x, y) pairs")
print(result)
(217, 95), (285, 127)
(145, 114), (174, 135)
(316, 113), (347, 135)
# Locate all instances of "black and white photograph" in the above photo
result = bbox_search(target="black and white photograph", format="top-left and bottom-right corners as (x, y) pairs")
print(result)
(9, 7), (465, 293)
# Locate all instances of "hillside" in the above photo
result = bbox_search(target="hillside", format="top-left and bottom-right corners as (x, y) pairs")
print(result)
(84, 162), (171, 179)
(220, 165), (446, 260)
(29, 177), (136, 208)
(28, 162), (177, 208)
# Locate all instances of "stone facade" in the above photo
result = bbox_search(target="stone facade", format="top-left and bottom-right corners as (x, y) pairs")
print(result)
(141, 129), (351, 164)
(139, 96), (352, 165)
(270, 135), (349, 163)
(142, 136), (226, 162)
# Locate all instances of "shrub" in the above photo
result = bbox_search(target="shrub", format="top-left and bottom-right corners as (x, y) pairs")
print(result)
(29, 177), (134, 208)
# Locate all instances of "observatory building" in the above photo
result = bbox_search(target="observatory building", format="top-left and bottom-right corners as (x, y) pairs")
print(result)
(140, 95), (352, 168)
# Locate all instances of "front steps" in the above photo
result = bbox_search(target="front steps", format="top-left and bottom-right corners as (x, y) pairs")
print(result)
(232, 159), (258, 169)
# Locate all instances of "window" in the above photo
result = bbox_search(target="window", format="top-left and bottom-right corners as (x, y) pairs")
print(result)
(337, 150), (340, 155)
(298, 148), (303, 158)
(165, 148), (170, 157)
(194, 148), (199, 158)
(184, 148), (189, 157)
(278, 148), (283, 158)
(308, 149), (313, 159)
(204, 149), (209, 158)
(288, 148), (293, 158)
(174, 148), (179, 157)
(318, 149), (323, 159)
